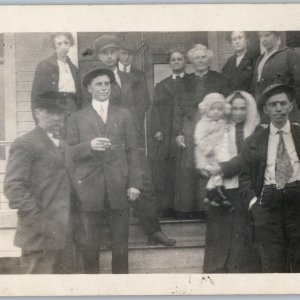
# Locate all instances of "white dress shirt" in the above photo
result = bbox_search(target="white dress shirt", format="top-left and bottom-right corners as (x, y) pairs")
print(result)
(47, 132), (60, 147)
(264, 121), (300, 185)
(171, 72), (185, 80)
(236, 55), (244, 67)
(92, 99), (109, 123)
(57, 60), (76, 93)
(113, 68), (122, 87)
(118, 62), (131, 73)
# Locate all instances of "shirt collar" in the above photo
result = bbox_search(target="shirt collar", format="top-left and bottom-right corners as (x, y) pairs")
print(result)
(171, 72), (185, 80)
(92, 99), (109, 110)
(118, 62), (131, 72)
(270, 120), (291, 135)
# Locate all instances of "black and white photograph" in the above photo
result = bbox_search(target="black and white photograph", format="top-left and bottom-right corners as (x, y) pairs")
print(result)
(0, 3), (300, 296)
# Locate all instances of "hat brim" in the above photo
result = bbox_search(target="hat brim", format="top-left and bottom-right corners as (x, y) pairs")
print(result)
(82, 68), (116, 88)
(98, 44), (120, 53)
(259, 84), (295, 108)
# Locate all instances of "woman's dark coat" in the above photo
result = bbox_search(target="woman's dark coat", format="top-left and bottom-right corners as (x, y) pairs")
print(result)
(222, 50), (258, 93)
(173, 71), (230, 213)
(31, 54), (82, 111)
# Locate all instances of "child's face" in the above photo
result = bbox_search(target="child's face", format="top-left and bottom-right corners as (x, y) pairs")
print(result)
(207, 102), (224, 121)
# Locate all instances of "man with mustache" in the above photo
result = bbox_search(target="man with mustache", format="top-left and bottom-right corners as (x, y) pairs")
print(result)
(240, 83), (300, 272)
(4, 92), (72, 274)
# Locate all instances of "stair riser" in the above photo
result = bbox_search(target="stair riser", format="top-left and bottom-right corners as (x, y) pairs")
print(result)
(99, 247), (204, 274)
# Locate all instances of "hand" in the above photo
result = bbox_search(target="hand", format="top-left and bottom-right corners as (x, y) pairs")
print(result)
(91, 137), (111, 151)
(176, 135), (186, 148)
(154, 131), (163, 141)
(199, 168), (210, 178)
(207, 163), (222, 176)
(127, 187), (141, 202)
(248, 197), (257, 211)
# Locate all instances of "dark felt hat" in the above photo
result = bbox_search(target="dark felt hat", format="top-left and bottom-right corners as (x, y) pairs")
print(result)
(259, 83), (295, 108)
(34, 91), (68, 111)
(82, 68), (115, 88)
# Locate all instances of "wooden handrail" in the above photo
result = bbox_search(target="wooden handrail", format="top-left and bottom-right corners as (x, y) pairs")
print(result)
(0, 141), (12, 146)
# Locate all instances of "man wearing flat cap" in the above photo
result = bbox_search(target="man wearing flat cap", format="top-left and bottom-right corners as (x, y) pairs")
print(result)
(240, 83), (300, 272)
(4, 91), (73, 274)
(67, 68), (142, 273)
(83, 34), (176, 247)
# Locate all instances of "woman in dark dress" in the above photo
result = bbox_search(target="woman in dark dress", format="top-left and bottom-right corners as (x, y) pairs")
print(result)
(222, 31), (258, 93)
(31, 32), (82, 115)
(173, 44), (230, 217)
(203, 90), (261, 273)
(151, 48), (190, 214)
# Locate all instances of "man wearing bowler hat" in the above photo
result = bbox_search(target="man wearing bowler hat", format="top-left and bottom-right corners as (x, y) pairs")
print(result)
(4, 91), (72, 274)
(240, 83), (300, 272)
(83, 34), (176, 247)
(67, 68), (142, 273)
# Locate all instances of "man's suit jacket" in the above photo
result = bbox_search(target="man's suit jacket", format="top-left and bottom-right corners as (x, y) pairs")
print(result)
(67, 104), (142, 211)
(240, 123), (300, 205)
(110, 68), (150, 142)
(4, 127), (71, 252)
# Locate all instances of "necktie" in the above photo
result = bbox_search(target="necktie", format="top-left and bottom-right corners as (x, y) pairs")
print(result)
(275, 130), (293, 188)
(123, 65), (127, 72)
(99, 104), (107, 123)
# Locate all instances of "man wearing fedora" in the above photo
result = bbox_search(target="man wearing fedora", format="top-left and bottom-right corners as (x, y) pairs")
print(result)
(67, 68), (142, 273)
(240, 83), (300, 272)
(4, 91), (73, 274)
(83, 34), (176, 247)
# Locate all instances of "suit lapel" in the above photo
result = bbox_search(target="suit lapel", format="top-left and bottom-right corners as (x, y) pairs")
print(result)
(36, 127), (64, 162)
(291, 124), (300, 160)
(87, 105), (107, 137)
(257, 126), (270, 165)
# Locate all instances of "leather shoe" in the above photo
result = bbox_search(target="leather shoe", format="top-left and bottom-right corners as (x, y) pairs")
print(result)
(148, 231), (176, 247)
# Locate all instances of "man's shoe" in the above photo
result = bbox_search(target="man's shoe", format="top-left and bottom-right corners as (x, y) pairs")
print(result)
(148, 231), (177, 246)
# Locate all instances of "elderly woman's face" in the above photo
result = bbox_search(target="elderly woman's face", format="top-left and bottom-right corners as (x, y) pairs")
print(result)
(191, 50), (210, 72)
(259, 32), (279, 51)
(169, 52), (186, 72)
(54, 35), (72, 58)
(231, 31), (247, 53)
(231, 97), (247, 124)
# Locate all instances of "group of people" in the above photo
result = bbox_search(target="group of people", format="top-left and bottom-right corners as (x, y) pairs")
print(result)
(3, 30), (300, 274)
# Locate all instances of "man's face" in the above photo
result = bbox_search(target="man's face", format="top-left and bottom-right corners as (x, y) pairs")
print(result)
(263, 92), (293, 128)
(169, 52), (186, 73)
(119, 49), (135, 66)
(35, 108), (65, 133)
(88, 75), (111, 102)
(97, 47), (119, 67)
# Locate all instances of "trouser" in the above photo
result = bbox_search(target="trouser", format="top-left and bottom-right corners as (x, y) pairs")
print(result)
(132, 150), (161, 235)
(20, 247), (71, 274)
(75, 209), (129, 274)
(252, 185), (300, 272)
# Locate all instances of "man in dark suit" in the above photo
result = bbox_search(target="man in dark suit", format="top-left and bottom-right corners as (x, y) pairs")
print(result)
(240, 83), (300, 272)
(118, 42), (151, 144)
(67, 68), (142, 273)
(87, 35), (176, 247)
(4, 92), (72, 274)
